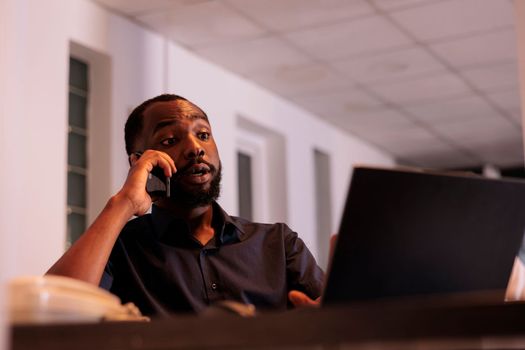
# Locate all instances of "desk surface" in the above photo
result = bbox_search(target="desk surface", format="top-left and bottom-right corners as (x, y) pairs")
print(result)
(11, 293), (525, 350)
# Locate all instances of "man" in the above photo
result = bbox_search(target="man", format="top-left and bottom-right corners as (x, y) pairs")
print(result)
(48, 94), (324, 316)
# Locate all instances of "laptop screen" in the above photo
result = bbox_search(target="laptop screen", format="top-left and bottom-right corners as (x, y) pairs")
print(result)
(323, 167), (525, 306)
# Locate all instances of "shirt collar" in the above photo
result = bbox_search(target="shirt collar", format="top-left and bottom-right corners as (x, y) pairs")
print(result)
(151, 201), (245, 244)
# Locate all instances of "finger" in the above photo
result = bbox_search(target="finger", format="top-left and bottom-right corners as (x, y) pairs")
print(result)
(159, 152), (176, 176)
(288, 290), (320, 308)
(140, 150), (176, 177)
(155, 156), (175, 178)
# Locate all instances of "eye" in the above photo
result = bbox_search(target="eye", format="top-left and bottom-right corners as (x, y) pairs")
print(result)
(161, 137), (178, 146)
(197, 132), (210, 141)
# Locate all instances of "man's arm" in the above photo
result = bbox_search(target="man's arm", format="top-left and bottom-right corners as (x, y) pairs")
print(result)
(288, 234), (338, 308)
(46, 150), (175, 286)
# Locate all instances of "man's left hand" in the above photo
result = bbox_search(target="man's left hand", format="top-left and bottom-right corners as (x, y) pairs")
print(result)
(288, 234), (339, 308)
(288, 290), (320, 308)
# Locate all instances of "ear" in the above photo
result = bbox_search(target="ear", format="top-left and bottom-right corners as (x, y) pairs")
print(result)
(129, 152), (142, 166)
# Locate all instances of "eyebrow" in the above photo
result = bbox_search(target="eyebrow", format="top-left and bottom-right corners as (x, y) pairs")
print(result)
(152, 115), (210, 135)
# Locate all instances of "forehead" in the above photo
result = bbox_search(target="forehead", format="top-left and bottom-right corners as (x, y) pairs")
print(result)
(143, 100), (209, 125)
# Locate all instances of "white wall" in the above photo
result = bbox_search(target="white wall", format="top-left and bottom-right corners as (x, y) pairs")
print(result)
(0, 1), (13, 347)
(1, 0), (70, 281)
(0, 0), (393, 284)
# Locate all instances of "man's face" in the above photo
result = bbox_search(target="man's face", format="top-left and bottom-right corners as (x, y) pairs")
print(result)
(139, 100), (221, 207)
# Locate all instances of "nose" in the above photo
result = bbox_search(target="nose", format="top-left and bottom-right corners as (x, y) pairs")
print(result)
(183, 135), (205, 160)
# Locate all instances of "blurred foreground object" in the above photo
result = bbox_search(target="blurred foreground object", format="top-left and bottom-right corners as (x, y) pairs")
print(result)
(506, 257), (525, 301)
(8, 275), (148, 324)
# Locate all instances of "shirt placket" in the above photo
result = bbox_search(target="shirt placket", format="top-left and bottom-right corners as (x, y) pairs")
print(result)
(198, 247), (221, 305)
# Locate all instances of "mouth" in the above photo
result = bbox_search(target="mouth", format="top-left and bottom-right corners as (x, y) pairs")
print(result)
(185, 164), (211, 177)
(175, 163), (213, 184)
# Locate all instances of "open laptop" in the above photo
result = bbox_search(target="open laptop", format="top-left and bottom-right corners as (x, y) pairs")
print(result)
(322, 166), (525, 306)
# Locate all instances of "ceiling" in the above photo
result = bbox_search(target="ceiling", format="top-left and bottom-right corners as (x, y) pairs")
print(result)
(93, 0), (523, 170)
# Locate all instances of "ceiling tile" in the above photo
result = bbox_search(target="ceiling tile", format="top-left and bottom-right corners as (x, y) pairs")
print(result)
(333, 109), (415, 137)
(95, 0), (523, 170)
(292, 87), (385, 118)
(429, 29), (517, 68)
(284, 15), (413, 61)
(431, 116), (520, 145)
(486, 89), (522, 112)
(356, 124), (439, 146)
(403, 95), (501, 124)
(331, 46), (446, 84)
(460, 62), (520, 93)
(93, 0), (175, 16)
(390, 0), (514, 42)
(194, 36), (312, 75)
(318, 108), (414, 139)
(250, 63), (352, 98)
(509, 109), (523, 125)
(226, 0), (374, 32)
(136, 1), (267, 49)
(371, 0), (439, 12)
(367, 72), (471, 105)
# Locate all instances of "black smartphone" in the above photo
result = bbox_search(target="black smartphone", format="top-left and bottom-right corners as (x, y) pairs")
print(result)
(146, 166), (171, 198)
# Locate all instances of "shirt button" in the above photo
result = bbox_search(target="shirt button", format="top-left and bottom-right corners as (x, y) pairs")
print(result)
(211, 283), (217, 290)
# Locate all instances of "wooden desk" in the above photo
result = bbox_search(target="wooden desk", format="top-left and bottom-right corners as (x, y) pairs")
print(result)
(11, 294), (525, 350)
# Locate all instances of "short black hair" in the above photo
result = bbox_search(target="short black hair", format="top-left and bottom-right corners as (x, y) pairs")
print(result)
(124, 94), (208, 155)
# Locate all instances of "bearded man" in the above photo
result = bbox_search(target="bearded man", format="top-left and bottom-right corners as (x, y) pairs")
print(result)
(48, 94), (323, 316)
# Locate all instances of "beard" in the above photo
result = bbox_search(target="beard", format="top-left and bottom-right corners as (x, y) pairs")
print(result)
(168, 161), (222, 208)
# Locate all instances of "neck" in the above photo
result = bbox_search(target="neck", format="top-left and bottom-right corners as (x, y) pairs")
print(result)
(156, 199), (215, 245)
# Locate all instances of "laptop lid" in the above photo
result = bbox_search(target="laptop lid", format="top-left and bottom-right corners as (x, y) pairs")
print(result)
(323, 166), (525, 306)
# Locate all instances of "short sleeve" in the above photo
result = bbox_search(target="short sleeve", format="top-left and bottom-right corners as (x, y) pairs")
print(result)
(284, 226), (325, 299)
(519, 232), (525, 264)
(99, 261), (114, 290)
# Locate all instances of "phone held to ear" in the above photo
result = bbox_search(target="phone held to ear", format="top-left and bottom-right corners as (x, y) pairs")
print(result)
(134, 152), (171, 198)
(146, 166), (171, 198)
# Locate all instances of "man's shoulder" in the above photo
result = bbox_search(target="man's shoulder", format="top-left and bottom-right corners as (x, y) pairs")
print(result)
(230, 215), (288, 229)
(226, 214), (295, 240)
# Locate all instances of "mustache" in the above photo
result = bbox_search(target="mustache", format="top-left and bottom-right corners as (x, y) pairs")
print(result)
(172, 158), (216, 180)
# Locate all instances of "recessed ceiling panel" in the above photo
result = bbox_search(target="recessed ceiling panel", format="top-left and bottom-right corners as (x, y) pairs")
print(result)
(357, 124), (440, 146)
(487, 89), (522, 112)
(136, 1), (267, 49)
(371, 0), (438, 12)
(194, 36), (312, 75)
(92, 0), (523, 170)
(430, 29), (517, 68)
(226, 0), (374, 32)
(390, 0), (514, 42)
(292, 87), (385, 118)
(432, 117), (520, 146)
(249, 63), (352, 98)
(93, 0), (174, 16)
(460, 62), (520, 93)
(284, 15), (413, 61)
(367, 72), (471, 105)
(332, 108), (416, 138)
(403, 95), (501, 125)
(331, 46), (445, 84)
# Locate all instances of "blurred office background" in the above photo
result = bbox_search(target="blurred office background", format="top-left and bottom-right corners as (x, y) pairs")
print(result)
(0, 0), (523, 293)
